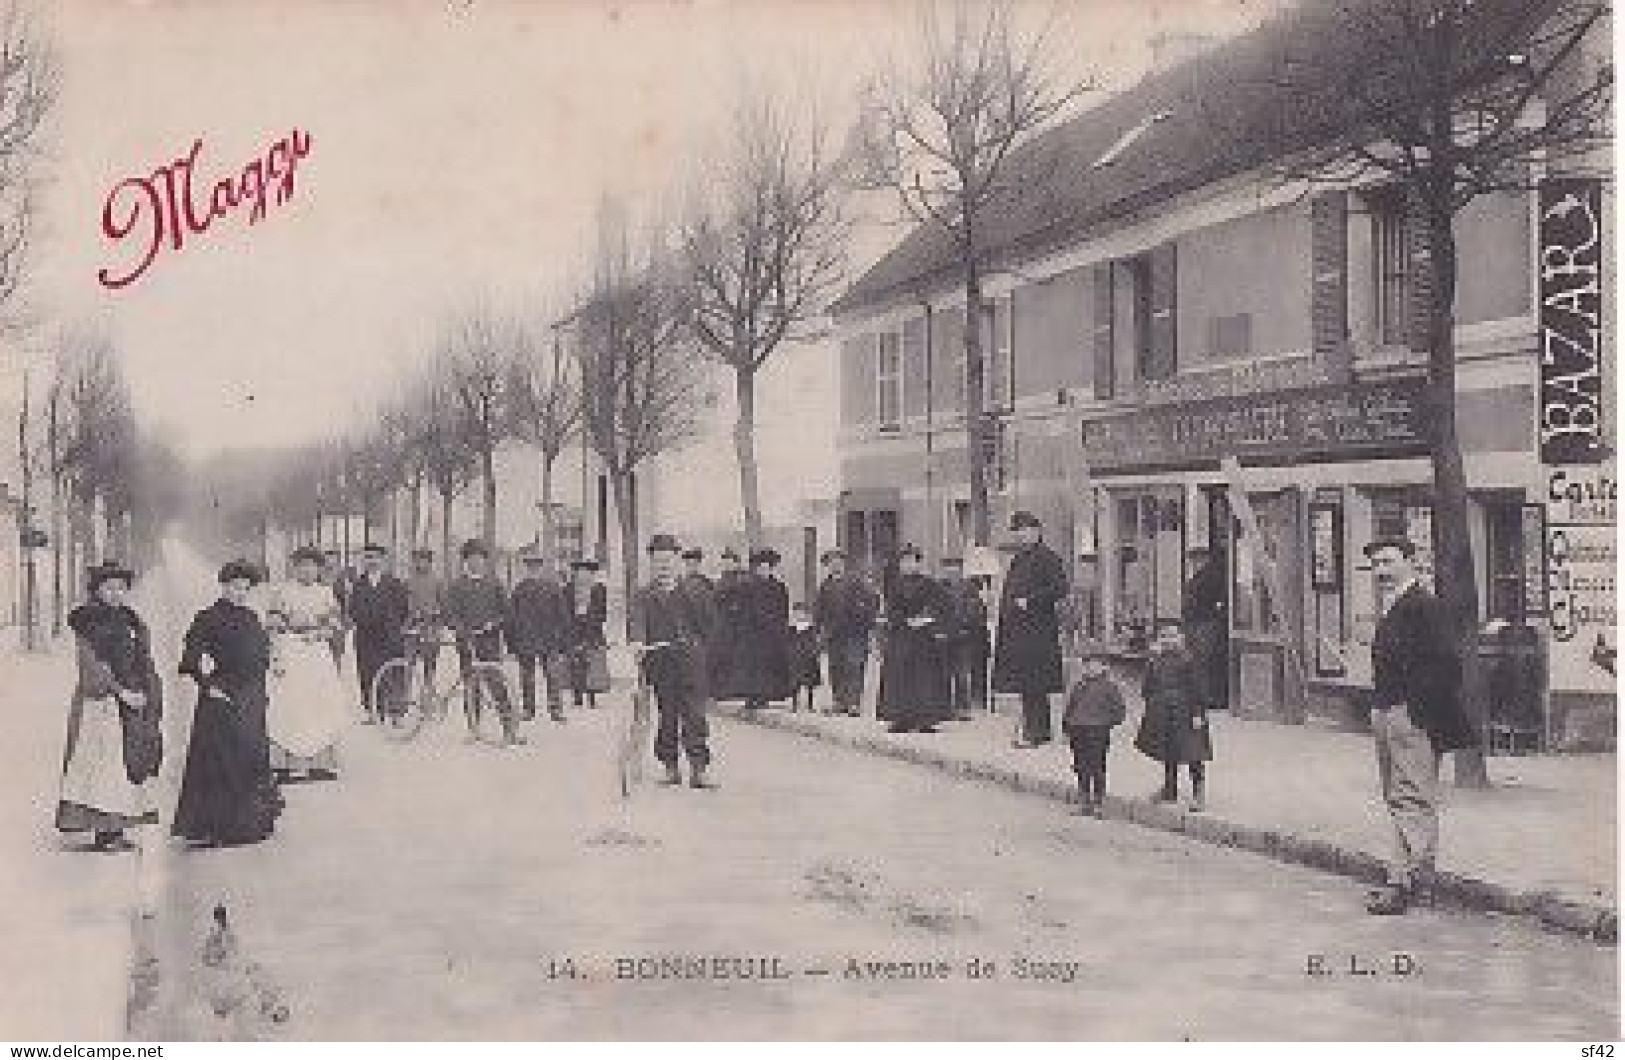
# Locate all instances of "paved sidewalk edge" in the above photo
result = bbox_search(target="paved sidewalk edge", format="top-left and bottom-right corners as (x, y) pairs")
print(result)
(718, 705), (1619, 946)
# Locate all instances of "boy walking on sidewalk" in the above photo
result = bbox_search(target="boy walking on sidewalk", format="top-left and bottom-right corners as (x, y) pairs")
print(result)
(1063, 649), (1126, 816)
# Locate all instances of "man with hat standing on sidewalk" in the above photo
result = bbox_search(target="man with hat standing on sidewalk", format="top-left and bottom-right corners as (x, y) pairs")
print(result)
(736, 547), (792, 711)
(1362, 536), (1474, 915)
(678, 547), (719, 680)
(507, 550), (569, 724)
(710, 547), (749, 699)
(347, 543), (409, 723)
(940, 555), (990, 719)
(444, 539), (523, 745)
(813, 548), (878, 717)
(633, 533), (717, 789)
(994, 510), (1069, 748)
(564, 557), (609, 708)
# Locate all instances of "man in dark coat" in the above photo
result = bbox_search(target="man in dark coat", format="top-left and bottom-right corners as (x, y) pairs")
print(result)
(993, 511), (1068, 747)
(711, 548), (750, 699)
(1181, 547), (1229, 711)
(813, 548), (878, 717)
(939, 556), (990, 717)
(347, 543), (409, 722)
(633, 534), (718, 789)
(877, 544), (953, 733)
(678, 547), (719, 696)
(564, 559), (609, 707)
(444, 539), (521, 744)
(1363, 536), (1475, 915)
(507, 551), (569, 723)
(735, 548), (792, 710)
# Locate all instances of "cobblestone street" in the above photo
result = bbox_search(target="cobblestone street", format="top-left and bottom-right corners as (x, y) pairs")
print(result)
(138, 693), (1617, 1041)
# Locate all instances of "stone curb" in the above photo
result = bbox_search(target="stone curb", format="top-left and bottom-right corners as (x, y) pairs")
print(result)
(719, 705), (1619, 945)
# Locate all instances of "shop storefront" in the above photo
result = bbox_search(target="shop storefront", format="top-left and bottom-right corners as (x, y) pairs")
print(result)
(1076, 375), (1548, 728)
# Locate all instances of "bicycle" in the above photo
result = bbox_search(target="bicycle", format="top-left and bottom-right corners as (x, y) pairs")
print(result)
(370, 626), (514, 747)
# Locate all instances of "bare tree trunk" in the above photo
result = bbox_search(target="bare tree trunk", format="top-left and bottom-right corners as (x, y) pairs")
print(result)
(611, 470), (639, 640)
(1420, 193), (1489, 789)
(439, 488), (455, 570)
(734, 367), (764, 548)
(481, 447), (498, 549)
(407, 474), (423, 549)
(962, 246), (991, 546)
(539, 451), (556, 561)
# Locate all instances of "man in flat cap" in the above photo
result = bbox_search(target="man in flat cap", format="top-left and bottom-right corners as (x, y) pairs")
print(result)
(814, 548), (878, 717)
(633, 533), (717, 788)
(994, 510), (1069, 748)
(1362, 536), (1474, 915)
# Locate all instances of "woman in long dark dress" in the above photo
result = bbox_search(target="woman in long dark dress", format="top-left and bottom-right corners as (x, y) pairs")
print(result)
(877, 544), (954, 734)
(56, 560), (163, 852)
(735, 549), (793, 710)
(172, 560), (280, 847)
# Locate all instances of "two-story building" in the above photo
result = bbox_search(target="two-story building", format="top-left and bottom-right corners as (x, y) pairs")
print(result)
(830, 4), (1613, 746)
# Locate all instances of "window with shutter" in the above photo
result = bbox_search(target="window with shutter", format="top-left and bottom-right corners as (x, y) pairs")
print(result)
(902, 316), (928, 419)
(1311, 191), (1350, 373)
(1092, 264), (1114, 399)
(876, 331), (902, 430)
(1147, 243), (1178, 380)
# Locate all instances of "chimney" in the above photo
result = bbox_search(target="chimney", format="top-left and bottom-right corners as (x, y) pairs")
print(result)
(1148, 29), (1215, 74)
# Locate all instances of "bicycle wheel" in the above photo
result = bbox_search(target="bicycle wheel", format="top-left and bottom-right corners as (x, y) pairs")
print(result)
(372, 658), (427, 742)
(466, 662), (515, 747)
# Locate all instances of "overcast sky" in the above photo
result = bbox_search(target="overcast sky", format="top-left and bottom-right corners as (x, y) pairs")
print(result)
(20, 0), (1279, 524)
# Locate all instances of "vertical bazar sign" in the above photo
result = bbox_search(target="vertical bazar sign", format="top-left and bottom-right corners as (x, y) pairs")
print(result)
(1538, 177), (1616, 695)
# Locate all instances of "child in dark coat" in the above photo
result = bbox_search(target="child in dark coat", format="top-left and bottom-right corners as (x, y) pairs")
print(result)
(1134, 619), (1213, 811)
(1063, 650), (1127, 815)
(787, 604), (822, 711)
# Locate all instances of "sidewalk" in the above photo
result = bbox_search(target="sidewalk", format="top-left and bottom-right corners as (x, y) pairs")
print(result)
(0, 643), (139, 1041)
(716, 684), (1618, 941)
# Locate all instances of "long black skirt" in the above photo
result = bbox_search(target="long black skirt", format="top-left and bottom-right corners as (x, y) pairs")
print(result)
(171, 693), (279, 846)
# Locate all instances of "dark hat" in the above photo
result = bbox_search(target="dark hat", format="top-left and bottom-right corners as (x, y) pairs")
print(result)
(749, 547), (781, 566)
(898, 542), (924, 561)
(680, 547), (703, 561)
(1009, 510), (1042, 531)
(1362, 536), (1418, 560)
(459, 539), (489, 560)
(218, 559), (262, 586)
(361, 542), (388, 556)
(939, 555), (964, 568)
(819, 548), (846, 563)
(720, 547), (741, 561)
(520, 551), (548, 565)
(87, 559), (135, 593)
(322, 547), (340, 557)
(411, 547), (435, 560)
(289, 545), (324, 566)
(571, 558), (601, 572)
(647, 533), (683, 555)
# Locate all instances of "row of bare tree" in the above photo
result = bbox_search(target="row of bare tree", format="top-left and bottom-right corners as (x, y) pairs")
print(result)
(14, 329), (186, 643)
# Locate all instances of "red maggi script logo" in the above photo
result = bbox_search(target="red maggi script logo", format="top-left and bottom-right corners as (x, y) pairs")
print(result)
(97, 129), (312, 290)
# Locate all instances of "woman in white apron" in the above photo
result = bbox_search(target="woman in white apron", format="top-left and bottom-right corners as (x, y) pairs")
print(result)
(57, 560), (163, 851)
(263, 547), (348, 780)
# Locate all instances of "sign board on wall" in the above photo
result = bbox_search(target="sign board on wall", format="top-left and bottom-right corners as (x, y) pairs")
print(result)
(1538, 177), (1615, 696)
(1079, 378), (1429, 472)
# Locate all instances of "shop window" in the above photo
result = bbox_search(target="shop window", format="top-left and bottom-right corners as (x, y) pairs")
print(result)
(1232, 492), (1298, 636)
(1367, 187), (1412, 347)
(876, 331), (902, 430)
(1111, 488), (1185, 646)
(1370, 493), (1435, 588)
(1309, 494), (1347, 676)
